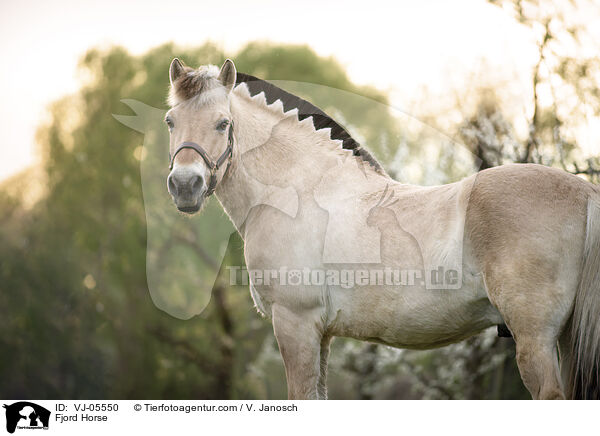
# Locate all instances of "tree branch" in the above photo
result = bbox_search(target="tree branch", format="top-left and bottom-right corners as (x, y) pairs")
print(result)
(148, 326), (215, 372)
(521, 19), (552, 163)
(569, 159), (600, 178)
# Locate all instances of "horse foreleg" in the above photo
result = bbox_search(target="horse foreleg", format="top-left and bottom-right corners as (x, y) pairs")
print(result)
(272, 304), (323, 400)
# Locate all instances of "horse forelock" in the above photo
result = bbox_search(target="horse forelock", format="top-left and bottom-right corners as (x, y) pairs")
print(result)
(168, 64), (221, 106)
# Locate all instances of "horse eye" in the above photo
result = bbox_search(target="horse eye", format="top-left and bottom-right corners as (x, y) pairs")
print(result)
(216, 119), (229, 132)
(165, 117), (174, 131)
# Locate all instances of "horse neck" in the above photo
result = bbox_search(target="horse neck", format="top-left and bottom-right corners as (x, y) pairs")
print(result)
(215, 88), (384, 234)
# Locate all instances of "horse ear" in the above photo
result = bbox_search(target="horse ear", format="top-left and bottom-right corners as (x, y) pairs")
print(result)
(169, 58), (185, 86)
(218, 59), (236, 93)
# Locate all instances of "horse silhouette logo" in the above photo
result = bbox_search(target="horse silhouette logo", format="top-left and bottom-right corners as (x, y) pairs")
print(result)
(3, 402), (50, 434)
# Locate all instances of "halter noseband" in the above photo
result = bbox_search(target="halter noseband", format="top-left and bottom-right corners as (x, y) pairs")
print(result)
(168, 121), (234, 196)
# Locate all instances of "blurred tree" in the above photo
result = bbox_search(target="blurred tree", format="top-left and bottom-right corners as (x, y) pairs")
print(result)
(482, 0), (600, 178)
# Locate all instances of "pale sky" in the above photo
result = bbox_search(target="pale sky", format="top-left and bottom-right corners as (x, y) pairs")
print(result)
(0, 0), (596, 180)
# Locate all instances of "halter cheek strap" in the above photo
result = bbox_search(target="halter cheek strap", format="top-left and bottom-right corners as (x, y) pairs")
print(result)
(168, 121), (234, 196)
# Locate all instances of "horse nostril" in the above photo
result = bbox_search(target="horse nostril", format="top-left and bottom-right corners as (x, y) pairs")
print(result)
(168, 174), (178, 196)
(191, 175), (203, 193)
(168, 173), (203, 198)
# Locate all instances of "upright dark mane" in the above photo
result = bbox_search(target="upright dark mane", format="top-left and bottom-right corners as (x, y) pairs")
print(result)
(236, 72), (386, 175)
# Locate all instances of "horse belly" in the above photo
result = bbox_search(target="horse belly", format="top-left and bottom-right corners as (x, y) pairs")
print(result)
(328, 275), (503, 349)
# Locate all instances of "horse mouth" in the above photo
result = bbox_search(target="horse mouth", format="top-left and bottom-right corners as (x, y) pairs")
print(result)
(177, 205), (201, 214)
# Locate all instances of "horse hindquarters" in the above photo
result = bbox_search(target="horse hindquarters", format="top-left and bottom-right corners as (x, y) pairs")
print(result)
(465, 166), (593, 399)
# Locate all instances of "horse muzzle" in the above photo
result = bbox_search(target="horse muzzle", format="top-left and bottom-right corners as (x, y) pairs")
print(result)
(167, 168), (207, 214)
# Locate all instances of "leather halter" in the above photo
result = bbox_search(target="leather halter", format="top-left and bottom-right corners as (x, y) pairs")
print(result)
(168, 121), (234, 196)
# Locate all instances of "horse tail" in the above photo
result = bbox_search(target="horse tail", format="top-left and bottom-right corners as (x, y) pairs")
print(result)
(567, 195), (600, 399)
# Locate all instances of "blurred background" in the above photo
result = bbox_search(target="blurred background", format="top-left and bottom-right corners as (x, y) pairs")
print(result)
(1, 0), (599, 399)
